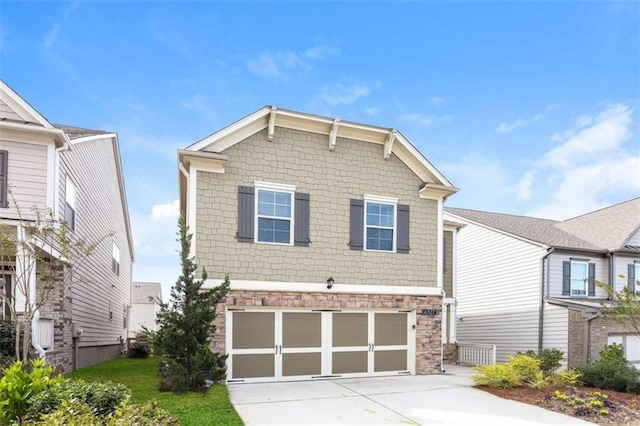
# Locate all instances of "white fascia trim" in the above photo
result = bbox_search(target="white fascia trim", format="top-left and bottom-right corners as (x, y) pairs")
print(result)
(0, 122), (67, 146)
(192, 158), (225, 173)
(203, 279), (444, 296)
(46, 144), (55, 211)
(363, 194), (399, 204)
(254, 181), (296, 192)
(69, 133), (118, 145)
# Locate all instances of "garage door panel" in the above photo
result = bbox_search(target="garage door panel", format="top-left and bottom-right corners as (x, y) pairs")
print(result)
(232, 312), (275, 349)
(282, 353), (322, 376)
(283, 313), (321, 348)
(375, 313), (407, 346)
(374, 350), (408, 372)
(232, 354), (275, 379)
(333, 313), (368, 347)
(333, 351), (368, 374)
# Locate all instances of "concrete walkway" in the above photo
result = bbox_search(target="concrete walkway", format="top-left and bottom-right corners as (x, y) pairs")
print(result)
(228, 365), (595, 425)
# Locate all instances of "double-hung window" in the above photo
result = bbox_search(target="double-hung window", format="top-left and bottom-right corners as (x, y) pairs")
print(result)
(365, 201), (396, 252)
(255, 183), (294, 245)
(562, 259), (595, 297)
(112, 243), (121, 276)
(570, 261), (588, 296)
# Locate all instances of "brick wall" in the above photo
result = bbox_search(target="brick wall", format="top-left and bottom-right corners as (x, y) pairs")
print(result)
(443, 343), (458, 363)
(38, 271), (74, 373)
(212, 290), (443, 374)
(568, 309), (631, 367)
(196, 127), (439, 287)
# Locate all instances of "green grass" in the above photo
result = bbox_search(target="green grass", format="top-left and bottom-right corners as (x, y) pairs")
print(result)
(67, 356), (243, 426)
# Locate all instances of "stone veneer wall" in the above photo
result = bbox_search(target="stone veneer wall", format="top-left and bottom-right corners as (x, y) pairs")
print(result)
(212, 290), (443, 374)
(568, 309), (631, 367)
(442, 343), (458, 364)
(38, 277), (74, 374)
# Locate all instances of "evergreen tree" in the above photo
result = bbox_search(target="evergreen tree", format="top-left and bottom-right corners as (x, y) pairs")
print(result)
(155, 214), (229, 392)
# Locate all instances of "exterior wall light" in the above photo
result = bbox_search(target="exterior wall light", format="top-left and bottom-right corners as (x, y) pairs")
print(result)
(326, 277), (335, 289)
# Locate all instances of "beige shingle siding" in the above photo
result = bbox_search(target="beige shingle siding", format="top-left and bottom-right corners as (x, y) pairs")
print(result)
(443, 230), (453, 297)
(196, 127), (438, 286)
(0, 140), (48, 219)
(58, 136), (132, 348)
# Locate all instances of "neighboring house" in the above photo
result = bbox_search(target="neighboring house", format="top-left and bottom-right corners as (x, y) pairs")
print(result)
(445, 198), (640, 367)
(0, 80), (134, 372)
(178, 106), (458, 383)
(130, 282), (161, 335)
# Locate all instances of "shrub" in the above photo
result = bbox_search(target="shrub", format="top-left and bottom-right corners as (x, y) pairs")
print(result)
(0, 319), (15, 358)
(0, 354), (16, 377)
(580, 360), (640, 394)
(599, 343), (625, 363)
(520, 348), (564, 375)
(527, 370), (549, 389)
(33, 399), (179, 425)
(472, 364), (521, 388)
(0, 359), (61, 424)
(558, 368), (583, 386)
(28, 378), (131, 419)
(507, 354), (541, 383)
(128, 341), (151, 359)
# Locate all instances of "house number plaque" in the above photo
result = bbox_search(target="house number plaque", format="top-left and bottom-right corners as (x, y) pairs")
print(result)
(421, 309), (440, 316)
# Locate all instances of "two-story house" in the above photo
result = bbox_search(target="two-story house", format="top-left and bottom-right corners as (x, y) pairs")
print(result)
(0, 80), (134, 372)
(178, 106), (458, 382)
(445, 198), (640, 368)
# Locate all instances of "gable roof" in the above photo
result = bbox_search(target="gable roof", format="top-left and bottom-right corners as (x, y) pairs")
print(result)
(54, 124), (109, 140)
(555, 198), (640, 251)
(446, 198), (640, 252)
(132, 282), (162, 304)
(182, 105), (457, 194)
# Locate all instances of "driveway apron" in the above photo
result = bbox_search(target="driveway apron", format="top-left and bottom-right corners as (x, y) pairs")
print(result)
(228, 366), (595, 425)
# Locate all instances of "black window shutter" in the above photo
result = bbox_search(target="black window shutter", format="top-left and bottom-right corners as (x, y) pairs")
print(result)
(562, 261), (571, 296)
(349, 199), (364, 250)
(0, 151), (7, 208)
(397, 204), (410, 254)
(294, 192), (310, 247)
(629, 264), (636, 293)
(237, 186), (255, 242)
(588, 262), (596, 296)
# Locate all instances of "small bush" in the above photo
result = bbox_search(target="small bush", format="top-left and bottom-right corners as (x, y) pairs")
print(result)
(528, 370), (549, 389)
(558, 368), (583, 386)
(128, 341), (151, 359)
(599, 344), (625, 363)
(0, 359), (61, 424)
(520, 348), (564, 375)
(33, 399), (179, 425)
(472, 364), (521, 388)
(580, 360), (640, 394)
(507, 354), (541, 383)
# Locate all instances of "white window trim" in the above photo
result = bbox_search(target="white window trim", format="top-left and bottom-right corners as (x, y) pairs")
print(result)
(254, 181), (296, 246)
(570, 260), (588, 296)
(65, 176), (76, 230)
(635, 263), (640, 294)
(112, 243), (121, 276)
(363, 196), (398, 253)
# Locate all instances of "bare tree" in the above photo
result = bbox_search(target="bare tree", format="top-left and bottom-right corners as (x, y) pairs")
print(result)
(0, 196), (109, 361)
(599, 280), (640, 338)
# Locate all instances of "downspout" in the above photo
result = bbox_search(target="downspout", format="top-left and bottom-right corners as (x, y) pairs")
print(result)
(538, 247), (554, 352)
(440, 287), (446, 373)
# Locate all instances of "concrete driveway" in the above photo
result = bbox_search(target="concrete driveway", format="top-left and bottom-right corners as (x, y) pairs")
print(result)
(228, 365), (594, 425)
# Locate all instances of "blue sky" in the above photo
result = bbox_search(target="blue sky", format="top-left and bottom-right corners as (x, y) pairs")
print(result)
(2, 1), (638, 298)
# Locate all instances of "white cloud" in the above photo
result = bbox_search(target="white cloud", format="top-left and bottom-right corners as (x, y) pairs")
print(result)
(399, 113), (452, 127)
(521, 103), (639, 219)
(131, 199), (182, 302)
(316, 83), (372, 106)
(496, 103), (559, 134)
(429, 97), (444, 106)
(364, 107), (380, 116)
(246, 43), (339, 81)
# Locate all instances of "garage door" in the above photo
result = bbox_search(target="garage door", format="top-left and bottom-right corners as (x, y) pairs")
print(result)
(608, 335), (640, 368)
(227, 309), (414, 382)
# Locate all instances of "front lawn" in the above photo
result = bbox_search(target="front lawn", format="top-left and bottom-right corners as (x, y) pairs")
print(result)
(67, 356), (243, 426)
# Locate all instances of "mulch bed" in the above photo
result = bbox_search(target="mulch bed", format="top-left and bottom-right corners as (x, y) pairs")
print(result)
(478, 385), (640, 425)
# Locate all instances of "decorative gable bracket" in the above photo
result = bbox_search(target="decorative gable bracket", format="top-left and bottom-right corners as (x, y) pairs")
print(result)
(267, 107), (278, 141)
(329, 119), (340, 151)
(384, 129), (397, 159)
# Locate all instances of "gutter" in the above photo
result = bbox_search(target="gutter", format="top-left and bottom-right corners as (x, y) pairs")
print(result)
(606, 251), (614, 290)
(538, 247), (554, 352)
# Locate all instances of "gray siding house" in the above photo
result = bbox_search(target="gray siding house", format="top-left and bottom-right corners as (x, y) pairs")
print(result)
(445, 198), (640, 367)
(0, 80), (134, 372)
(178, 106), (458, 382)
